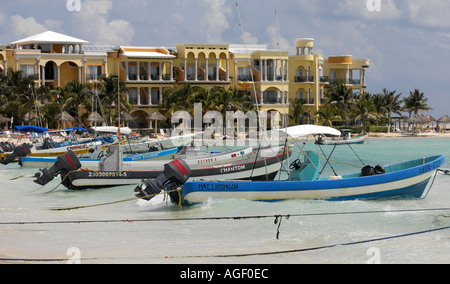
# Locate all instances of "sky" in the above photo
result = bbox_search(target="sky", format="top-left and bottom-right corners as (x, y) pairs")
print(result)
(1, 0), (449, 118)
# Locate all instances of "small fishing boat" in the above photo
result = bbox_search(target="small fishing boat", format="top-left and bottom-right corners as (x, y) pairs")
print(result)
(20, 132), (197, 168)
(171, 155), (444, 205)
(33, 145), (289, 190)
(20, 146), (180, 168)
(316, 129), (368, 145)
(133, 125), (446, 206)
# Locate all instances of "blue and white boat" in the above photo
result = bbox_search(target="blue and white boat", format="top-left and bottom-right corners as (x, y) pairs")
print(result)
(175, 154), (444, 205)
(134, 125), (446, 206)
(20, 146), (180, 168)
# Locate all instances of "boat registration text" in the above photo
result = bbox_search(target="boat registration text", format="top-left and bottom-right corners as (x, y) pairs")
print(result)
(198, 183), (239, 191)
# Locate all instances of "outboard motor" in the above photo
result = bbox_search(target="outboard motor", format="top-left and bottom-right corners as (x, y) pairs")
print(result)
(33, 151), (82, 186)
(0, 144), (32, 165)
(134, 159), (191, 203)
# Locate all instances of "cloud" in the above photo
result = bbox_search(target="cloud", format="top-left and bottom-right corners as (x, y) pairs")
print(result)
(265, 25), (294, 52)
(201, 0), (232, 43)
(73, 0), (135, 45)
(9, 15), (47, 38)
(405, 0), (450, 29)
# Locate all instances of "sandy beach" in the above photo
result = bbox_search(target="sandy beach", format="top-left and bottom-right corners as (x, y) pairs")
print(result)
(2, 131), (450, 144)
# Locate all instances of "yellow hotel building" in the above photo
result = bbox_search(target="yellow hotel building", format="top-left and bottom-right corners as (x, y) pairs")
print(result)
(0, 31), (370, 129)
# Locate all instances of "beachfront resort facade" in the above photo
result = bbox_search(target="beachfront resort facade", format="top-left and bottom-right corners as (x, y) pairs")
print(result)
(0, 31), (370, 129)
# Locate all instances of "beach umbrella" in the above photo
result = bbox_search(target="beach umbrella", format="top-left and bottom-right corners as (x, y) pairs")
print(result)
(23, 112), (38, 123)
(407, 114), (427, 133)
(438, 115), (450, 132)
(56, 111), (75, 122)
(88, 111), (105, 126)
(0, 115), (11, 124)
(407, 114), (426, 124)
(115, 111), (135, 123)
(146, 111), (167, 135)
(55, 111), (75, 129)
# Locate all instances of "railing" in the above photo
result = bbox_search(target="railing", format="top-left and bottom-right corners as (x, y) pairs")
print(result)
(294, 76), (314, 83)
(329, 78), (361, 85)
(319, 76), (329, 83)
(296, 98), (315, 105)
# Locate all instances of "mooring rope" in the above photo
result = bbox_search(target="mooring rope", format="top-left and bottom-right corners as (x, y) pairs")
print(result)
(169, 225), (450, 259)
(2, 224), (449, 262)
(1, 207), (449, 226)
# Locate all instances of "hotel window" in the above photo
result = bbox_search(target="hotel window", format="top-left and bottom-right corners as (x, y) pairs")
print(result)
(296, 90), (304, 103)
(128, 64), (137, 80)
(150, 65), (159, 80)
(238, 67), (251, 81)
(150, 88), (160, 105)
(330, 70), (337, 83)
(20, 64), (36, 78)
(88, 65), (103, 81)
(128, 88), (138, 105)
(140, 88), (149, 106)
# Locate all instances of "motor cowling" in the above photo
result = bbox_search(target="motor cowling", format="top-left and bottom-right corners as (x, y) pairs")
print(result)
(34, 151), (82, 186)
(135, 159), (191, 202)
(0, 144), (32, 165)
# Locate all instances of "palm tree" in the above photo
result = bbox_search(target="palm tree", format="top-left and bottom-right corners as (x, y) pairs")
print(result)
(382, 89), (402, 133)
(316, 103), (339, 127)
(290, 99), (310, 125)
(349, 93), (378, 133)
(98, 75), (130, 125)
(64, 80), (92, 124)
(325, 81), (354, 122)
(193, 87), (219, 115)
(403, 89), (432, 116)
(160, 83), (194, 116)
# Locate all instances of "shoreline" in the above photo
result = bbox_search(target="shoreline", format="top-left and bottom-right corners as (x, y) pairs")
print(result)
(367, 131), (450, 138)
(2, 132), (450, 143)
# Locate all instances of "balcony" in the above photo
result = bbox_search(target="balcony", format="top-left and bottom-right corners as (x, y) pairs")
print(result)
(294, 76), (314, 83)
(296, 98), (315, 105)
(254, 90), (289, 105)
(329, 78), (361, 85)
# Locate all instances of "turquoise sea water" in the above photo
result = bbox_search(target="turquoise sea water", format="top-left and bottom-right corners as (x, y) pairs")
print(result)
(1, 137), (450, 264)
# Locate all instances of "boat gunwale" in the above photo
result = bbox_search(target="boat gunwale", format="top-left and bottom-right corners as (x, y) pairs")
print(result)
(183, 155), (445, 192)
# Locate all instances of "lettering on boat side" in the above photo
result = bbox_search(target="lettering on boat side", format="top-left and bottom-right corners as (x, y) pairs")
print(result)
(88, 171), (128, 178)
(220, 164), (246, 173)
(198, 183), (239, 191)
(418, 160), (441, 174)
(67, 144), (89, 151)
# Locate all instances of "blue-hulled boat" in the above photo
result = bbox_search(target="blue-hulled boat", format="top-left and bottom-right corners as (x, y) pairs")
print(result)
(20, 146), (180, 168)
(134, 125), (446, 206)
(174, 155), (445, 205)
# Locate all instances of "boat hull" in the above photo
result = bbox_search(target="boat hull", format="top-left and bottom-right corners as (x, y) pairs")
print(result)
(318, 134), (368, 145)
(178, 155), (445, 205)
(21, 147), (180, 168)
(62, 150), (289, 190)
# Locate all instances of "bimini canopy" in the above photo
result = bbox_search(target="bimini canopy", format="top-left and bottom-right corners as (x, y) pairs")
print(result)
(90, 126), (132, 135)
(268, 125), (341, 139)
(14, 125), (49, 134)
